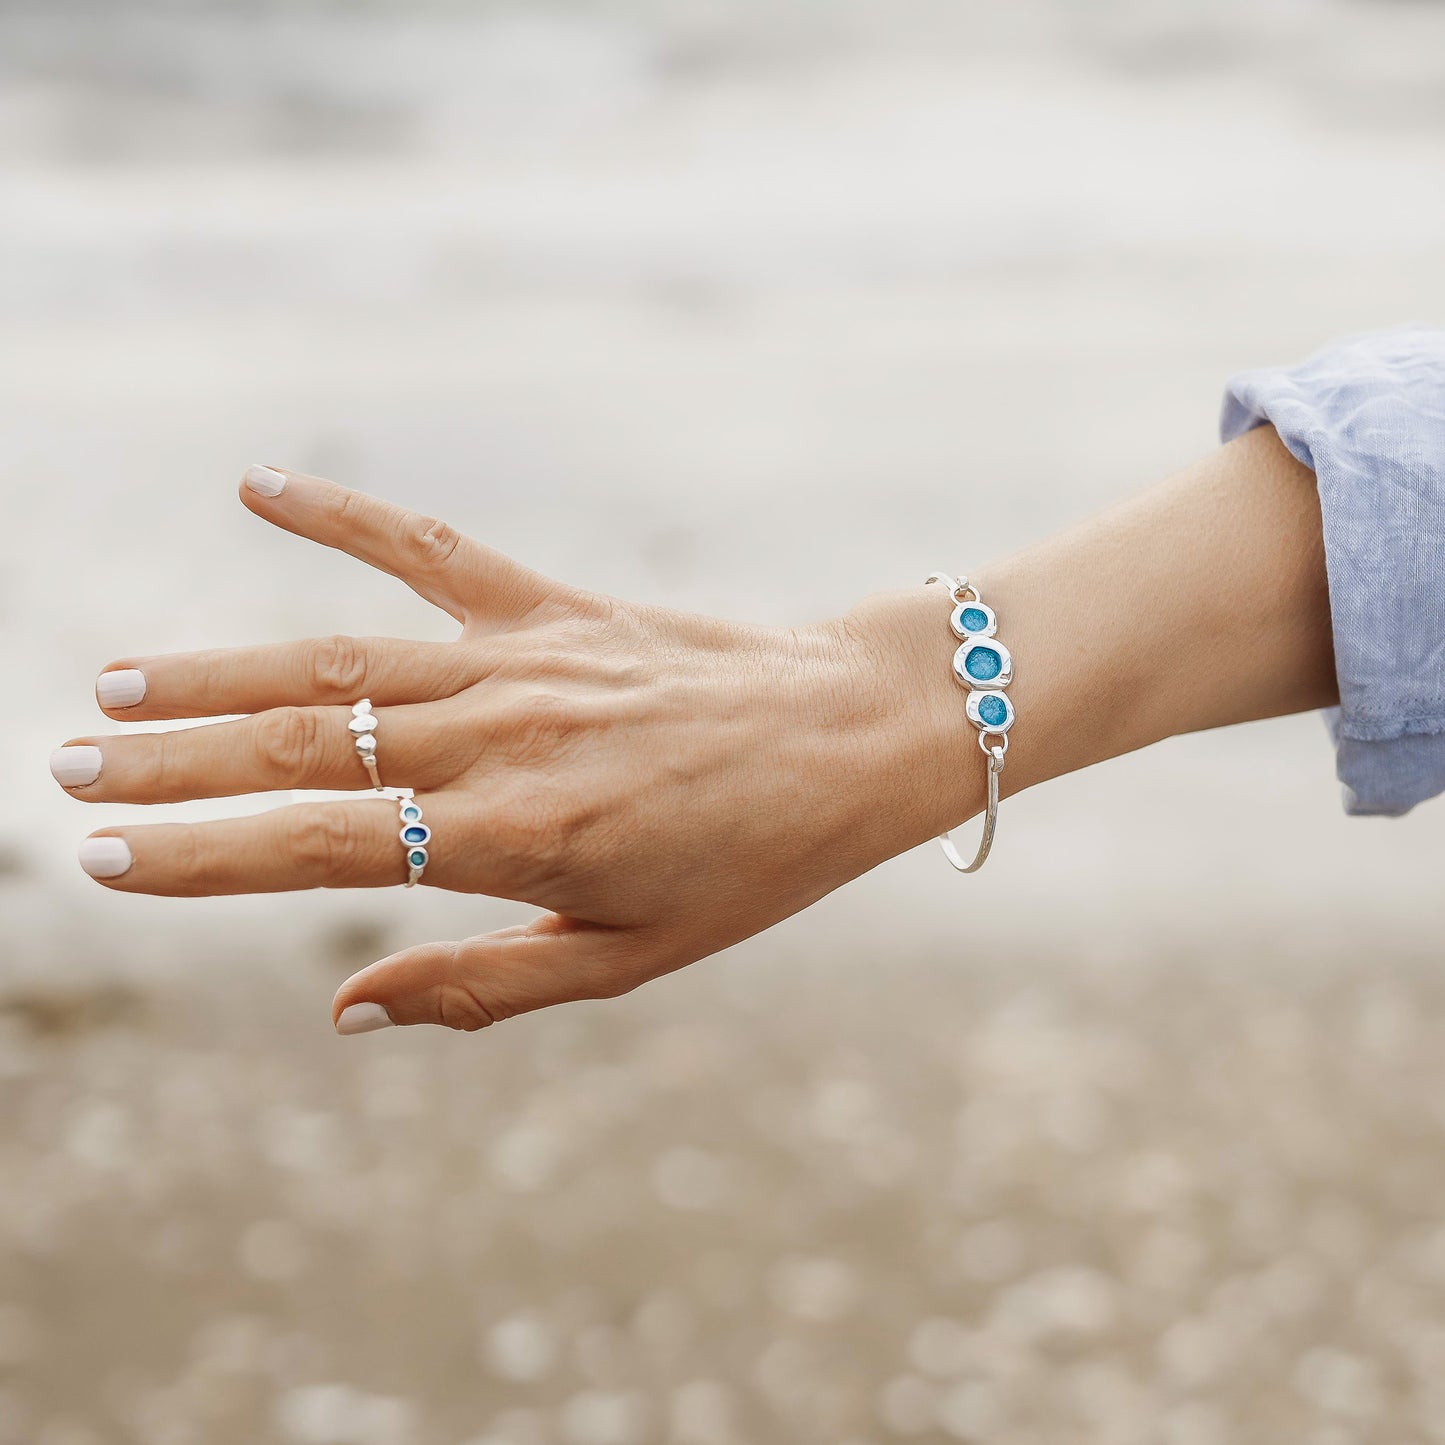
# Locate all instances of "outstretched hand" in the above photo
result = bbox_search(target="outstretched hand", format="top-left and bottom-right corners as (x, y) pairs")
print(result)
(52, 466), (967, 1035)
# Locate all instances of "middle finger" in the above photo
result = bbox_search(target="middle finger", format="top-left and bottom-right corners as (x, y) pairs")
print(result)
(51, 702), (472, 803)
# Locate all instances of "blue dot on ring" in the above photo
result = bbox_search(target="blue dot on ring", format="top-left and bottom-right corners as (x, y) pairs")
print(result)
(402, 825), (430, 845)
(408, 849), (428, 868)
(977, 693), (1008, 727)
(964, 645), (1002, 682)
(400, 804), (422, 822)
(959, 606), (990, 633)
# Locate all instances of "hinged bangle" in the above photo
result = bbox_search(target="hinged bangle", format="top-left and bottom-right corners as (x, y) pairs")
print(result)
(925, 572), (1014, 874)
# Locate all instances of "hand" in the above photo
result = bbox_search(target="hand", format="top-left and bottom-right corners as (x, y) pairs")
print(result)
(52, 467), (971, 1034)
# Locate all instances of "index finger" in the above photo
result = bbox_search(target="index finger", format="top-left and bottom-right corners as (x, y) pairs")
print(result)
(240, 465), (572, 626)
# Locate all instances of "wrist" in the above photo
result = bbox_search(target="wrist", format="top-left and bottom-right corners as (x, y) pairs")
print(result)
(835, 584), (991, 852)
(837, 564), (1112, 860)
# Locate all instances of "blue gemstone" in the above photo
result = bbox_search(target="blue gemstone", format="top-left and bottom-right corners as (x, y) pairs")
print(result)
(401, 805), (422, 822)
(408, 849), (427, 868)
(402, 825), (428, 844)
(978, 694), (1008, 727)
(959, 607), (990, 633)
(964, 646), (1002, 682)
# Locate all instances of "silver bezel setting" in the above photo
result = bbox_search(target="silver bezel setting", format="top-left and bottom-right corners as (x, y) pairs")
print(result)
(965, 689), (1014, 733)
(350, 697), (385, 790)
(950, 600), (998, 640)
(953, 638), (1014, 690)
(379, 788), (429, 887)
(925, 570), (1017, 875)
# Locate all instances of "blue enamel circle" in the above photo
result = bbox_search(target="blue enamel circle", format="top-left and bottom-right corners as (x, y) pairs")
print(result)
(408, 848), (428, 869)
(401, 824), (431, 846)
(400, 803), (423, 823)
(949, 600), (996, 639)
(978, 693), (1008, 727)
(964, 646), (1002, 682)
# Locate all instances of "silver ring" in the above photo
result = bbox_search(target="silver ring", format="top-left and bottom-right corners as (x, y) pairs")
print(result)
(349, 698), (384, 791)
(393, 791), (430, 887)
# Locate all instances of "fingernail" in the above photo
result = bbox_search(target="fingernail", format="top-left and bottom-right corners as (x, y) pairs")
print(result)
(78, 836), (133, 879)
(96, 668), (147, 709)
(335, 1002), (395, 1036)
(51, 745), (103, 787)
(244, 464), (287, 497)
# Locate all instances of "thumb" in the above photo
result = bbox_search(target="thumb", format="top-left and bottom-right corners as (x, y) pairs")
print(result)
(331, 915), (638, 1035)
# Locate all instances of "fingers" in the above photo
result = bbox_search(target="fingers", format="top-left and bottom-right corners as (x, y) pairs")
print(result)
(76, 794), (470, 896)
(95, 635), (481, 722)
(53, 700), (473, 803)
(239, 465), (572, 626)
(331, 916), (641, 1034)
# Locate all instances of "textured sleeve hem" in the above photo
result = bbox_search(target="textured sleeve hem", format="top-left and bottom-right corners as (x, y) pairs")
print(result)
(1329, 713), (1445, 817)
(1221, 325), (1445, 816)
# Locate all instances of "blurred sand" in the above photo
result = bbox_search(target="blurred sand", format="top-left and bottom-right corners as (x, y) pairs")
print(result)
(4, 1), (1445, 1440)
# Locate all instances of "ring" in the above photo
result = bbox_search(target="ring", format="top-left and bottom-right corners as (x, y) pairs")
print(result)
(349, 698), (383, 791)
(393, 791), (430, 887)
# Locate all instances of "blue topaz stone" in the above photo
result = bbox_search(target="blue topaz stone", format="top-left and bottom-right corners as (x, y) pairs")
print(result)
(949, 599), (997, 640)
(953, 638), (1013, 690)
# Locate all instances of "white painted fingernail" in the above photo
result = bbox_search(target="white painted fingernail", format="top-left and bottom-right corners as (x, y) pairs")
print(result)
(78, 836), (133, 879)
(244, 464), (287, 497)
(96, 668), (147, 709)
(51, 745), (103, 787)
(336, 1002), (395, 1036)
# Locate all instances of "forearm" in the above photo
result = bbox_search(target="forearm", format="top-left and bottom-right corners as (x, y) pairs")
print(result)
(850, 424), (1336, 847)
(60, 436), (1342, 1030)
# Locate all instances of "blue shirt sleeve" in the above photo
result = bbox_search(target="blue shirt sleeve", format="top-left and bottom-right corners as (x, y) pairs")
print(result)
(1220, 325), (1445, 816)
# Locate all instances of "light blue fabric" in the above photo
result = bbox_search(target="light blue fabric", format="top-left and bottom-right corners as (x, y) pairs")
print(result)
(1221, 326), (1445, 816)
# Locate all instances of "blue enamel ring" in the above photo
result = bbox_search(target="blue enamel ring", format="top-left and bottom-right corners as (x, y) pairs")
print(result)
(391, 792), (431, 888)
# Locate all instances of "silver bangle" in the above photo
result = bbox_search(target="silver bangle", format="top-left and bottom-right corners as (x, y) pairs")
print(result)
(925, 572), (1015, 874)
(349, 698), (384, 791)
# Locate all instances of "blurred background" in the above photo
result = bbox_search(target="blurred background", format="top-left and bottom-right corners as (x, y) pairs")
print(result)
(5, 1), (1445, 1441)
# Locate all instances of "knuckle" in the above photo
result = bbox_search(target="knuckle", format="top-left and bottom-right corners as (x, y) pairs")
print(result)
(254, 705), (322, 786)
(166, 826), (238, 890)
(254, 706), (324, 783)
(168, 826), (218, 894)
(572, 588), (618, 630)
(404, 515), (464, 573)
(307, 634), (369, 699)
(433, 977), (498, 1033)
(506, 688), (583, 763)
(323, 484), (368, 529)
(196, 649), (230, 713)
(135, 728), (179, 797)
(282, 804), (364, 874)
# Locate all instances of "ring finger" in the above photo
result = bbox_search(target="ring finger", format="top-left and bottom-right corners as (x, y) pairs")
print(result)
(76, 794), (472, 896)
(51, 701), (473, 803)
